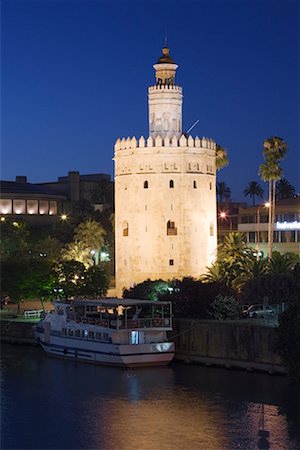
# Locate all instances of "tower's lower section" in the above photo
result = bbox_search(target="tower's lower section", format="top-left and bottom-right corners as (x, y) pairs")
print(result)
(114, 135), (217, 297)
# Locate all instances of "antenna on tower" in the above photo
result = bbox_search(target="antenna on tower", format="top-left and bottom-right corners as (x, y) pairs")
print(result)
(186, 119), (200, 134)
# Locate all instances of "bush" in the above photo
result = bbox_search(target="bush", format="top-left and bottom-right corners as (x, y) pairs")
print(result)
(208, 295), (240, 320)
(276, 295), (300, 382)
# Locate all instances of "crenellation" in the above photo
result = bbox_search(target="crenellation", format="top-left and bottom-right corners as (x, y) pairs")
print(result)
(155, 135), (163, 147)
(171, 135), (178, 147)
(115, 134), (217, 150)
(179, 134), (187, 147)
(148, 85), (182, 94)
(139, 136), (145, 147)
(147, 136), (154, 147)
(188, 136), (194, 147)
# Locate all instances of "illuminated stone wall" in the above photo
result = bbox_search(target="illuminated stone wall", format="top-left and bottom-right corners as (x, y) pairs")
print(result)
(114, 136), (217, 296)
(114, 48), (217, 296)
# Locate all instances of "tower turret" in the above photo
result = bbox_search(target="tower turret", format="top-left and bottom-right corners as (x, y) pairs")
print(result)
(148, 46), (183, 139)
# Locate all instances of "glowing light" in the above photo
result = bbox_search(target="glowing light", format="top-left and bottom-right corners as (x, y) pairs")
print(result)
(61, 214), (68, 221)
(1, 217), (5, 222)
(276, 221), (300, 230)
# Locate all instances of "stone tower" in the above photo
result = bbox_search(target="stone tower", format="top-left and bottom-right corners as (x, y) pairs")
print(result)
(114, 47), (217, 297)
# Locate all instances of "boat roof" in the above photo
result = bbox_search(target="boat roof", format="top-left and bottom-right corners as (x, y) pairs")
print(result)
(54, 298), (171, 307)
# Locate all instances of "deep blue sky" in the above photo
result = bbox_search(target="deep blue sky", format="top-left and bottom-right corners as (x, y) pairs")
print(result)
(2, 0), (299, 202)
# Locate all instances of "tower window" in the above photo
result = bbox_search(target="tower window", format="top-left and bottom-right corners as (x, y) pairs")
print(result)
(169, 259), (174, 266)
(144, 181), (148, 189)
(123, 221), (129, 236)
(210, 222), (214, 236)
(169, 180), (174, 188)
(209, 182), (212, 190)
(193, 180), (197, 189)
(167, 220), (177, 235)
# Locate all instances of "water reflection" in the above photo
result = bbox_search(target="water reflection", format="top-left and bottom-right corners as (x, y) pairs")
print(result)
(1, 344), (299, 450)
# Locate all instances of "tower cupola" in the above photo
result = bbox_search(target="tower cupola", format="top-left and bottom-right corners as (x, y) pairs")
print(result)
(154, 47), (178, 87)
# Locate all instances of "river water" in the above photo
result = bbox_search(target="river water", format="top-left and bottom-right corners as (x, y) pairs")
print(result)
(1, 344), (299, 450)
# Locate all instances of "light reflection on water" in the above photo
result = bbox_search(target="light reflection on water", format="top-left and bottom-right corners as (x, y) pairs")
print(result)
(1, 344), (299, 450)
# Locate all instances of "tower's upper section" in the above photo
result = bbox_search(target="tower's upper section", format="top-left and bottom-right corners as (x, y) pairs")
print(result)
(148, 46), (183, 139)
(153, 47), (178, 87)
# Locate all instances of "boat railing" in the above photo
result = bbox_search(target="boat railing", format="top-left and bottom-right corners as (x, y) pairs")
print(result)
(69, 315), (172, 330)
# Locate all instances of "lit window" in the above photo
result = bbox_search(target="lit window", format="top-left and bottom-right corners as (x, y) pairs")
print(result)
(123, 221), (129, 236)
(27, 200), (38, 215)
(39, 200), (49, 215)
(13, 199), (26, 215)
(167, 220), (177, 235)
(0, 199), (12, 214)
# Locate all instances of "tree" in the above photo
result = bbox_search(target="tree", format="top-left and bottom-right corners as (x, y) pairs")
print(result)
(215, 144), (229, 171)
(72, 199), (94, 218)
(74, 219), (106, 265)
(216, 182), (231, 203)
(1, 258), (56, 312)
(276, 293), (300, 381)
(0, 220), (29, 261)
(82, 266), (110, 297)
(209, 295), (240, 320)
(61, 241), (93, 268)
(204, 232), (256, 291)
(31, 236), (63, 262)
(243, 181), (264, 206)
(259, 136), (287, 258)
(276, 179), (296, 200)
(54, 260), (86, 299)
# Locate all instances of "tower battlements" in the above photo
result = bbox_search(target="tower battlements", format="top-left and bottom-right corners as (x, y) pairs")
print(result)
(148, 85), (182, 94)
(114, 134), (216, 151)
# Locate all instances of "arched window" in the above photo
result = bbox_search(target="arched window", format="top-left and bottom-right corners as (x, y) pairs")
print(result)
(144, 181), (148, 189)
(167, 220), (177, 235)
(169, 180), (174, 188)
(193, 180), (197, 189)
(123, 221), (129, 236)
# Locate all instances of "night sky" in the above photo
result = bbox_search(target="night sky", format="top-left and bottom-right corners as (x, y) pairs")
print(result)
(2, 0), (299, 201)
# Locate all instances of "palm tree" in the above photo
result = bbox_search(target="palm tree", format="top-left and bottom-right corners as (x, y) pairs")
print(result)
(74, 219), (106, 265)
(61, 241), (93, 268)
(276, 179), (295, 200)
(259, 136), (287, 259)
(216, 144), (229, 170)
(204, 232), (256, 291)
(243, 181), (264, 206)
(216, 182), (231, 203)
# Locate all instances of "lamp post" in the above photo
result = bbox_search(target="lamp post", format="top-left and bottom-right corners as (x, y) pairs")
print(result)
(219, 211), (232, 231)
(256, 202), (270, 261)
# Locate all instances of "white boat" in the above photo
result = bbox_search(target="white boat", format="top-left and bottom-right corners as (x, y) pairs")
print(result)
(34, 298), (175, 367)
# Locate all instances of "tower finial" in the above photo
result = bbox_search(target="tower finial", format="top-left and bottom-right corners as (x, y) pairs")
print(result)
(164, 35), (168, 48)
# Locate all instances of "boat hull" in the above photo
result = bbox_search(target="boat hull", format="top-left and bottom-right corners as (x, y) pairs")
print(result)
(37, 337), (175, 368)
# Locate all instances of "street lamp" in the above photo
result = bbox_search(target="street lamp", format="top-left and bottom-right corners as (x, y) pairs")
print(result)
(219, 211), (232, 231)
(256, 202), (270, 260)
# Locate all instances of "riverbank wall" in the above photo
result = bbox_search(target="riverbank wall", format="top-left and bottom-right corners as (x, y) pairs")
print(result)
(1, 320), (37, 345)
(1, 317), (286, 374)
(171, 319), (286, 374)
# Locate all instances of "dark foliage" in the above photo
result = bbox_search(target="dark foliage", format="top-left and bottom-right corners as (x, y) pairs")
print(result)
(276, 294), (300, 382)
(240, 264), (300, 305)
(123, 277), (234, 319)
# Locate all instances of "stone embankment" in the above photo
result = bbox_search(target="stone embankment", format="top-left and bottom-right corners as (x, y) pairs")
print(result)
(1, 313), (286, 375)
(1, 320), (37, 345)
(170, 319), (286, 375)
